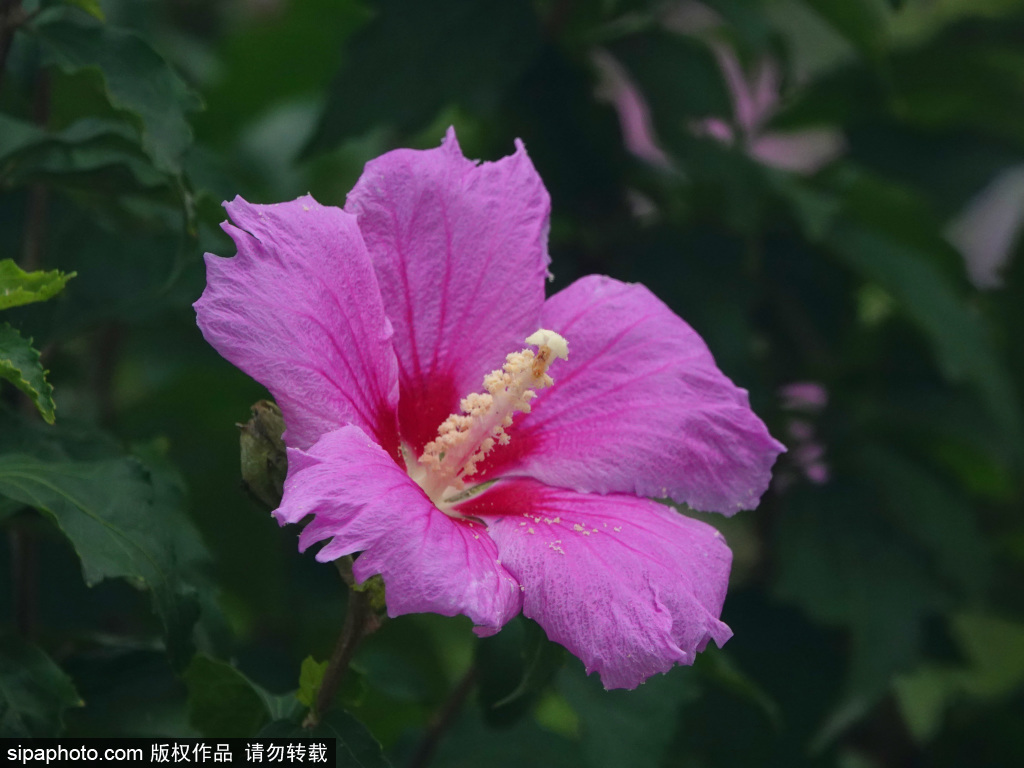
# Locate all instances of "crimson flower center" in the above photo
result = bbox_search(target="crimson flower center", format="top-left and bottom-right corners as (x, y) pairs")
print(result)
(407, 329), (568, 512)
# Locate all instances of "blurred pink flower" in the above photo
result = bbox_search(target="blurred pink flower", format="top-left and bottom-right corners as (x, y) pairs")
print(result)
(693, 47), (845, 174)
(194, 129), (783, 688)
(779, 381), (828, 412)
(778, 382), (829, 487)
(946, 164), (1024, 290)
(593, 49), (673, 169)
(595, 6), (844, 175)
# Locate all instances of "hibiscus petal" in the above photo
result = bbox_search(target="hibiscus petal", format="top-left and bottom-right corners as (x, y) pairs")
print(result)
(750, 130), (845, 175)
(345, 127), (551, 453)
(480, 275), (785, 515)
(456, 478), (733, 690)
(195, 195), (401, 456)
(275, 425), (522, 634)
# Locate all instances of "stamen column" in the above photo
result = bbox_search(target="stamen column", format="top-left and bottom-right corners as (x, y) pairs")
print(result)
(416, 329), (569, 505)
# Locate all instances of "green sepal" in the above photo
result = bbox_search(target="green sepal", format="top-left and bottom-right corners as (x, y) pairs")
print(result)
(238, 400), (287, 509)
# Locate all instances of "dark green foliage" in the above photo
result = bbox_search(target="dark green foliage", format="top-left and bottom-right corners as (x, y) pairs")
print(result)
(184, 654), (302, 737)
(0, 260), (74, 421)
(0, 450), (207, 667)
(476, 616), (565, 727)
(0, 635), (81, 736)
(304, 0), (541, 156)
(560, 662), (698, 768)
(0, 0), (1022, 764)
(260, 709), (391, 768)
(29, 4), (201, 175)
(0, 323), (56, 422)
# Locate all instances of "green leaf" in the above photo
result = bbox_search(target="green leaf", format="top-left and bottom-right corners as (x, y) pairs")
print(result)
(0, 323), (57, 424)
(893, 664), (962, 743)
(0, 115), (167, 190)
(476, 617), (564, 727)
(559, 662), (697, 768)
(0, 452), (208, 668)
(305, 0), (540, 156)
(773, 482), (943, 744)
(0, 401), (122, 459)
(296, 656), (329, 714)
(196, 0), (366, 144)
(802, 0), (890, 58)
(61, 0), (105, 21)
(431, 705), (584, 768)
(184, 655), (298, 738)
(259, 709), (391, 768)
(0, 635), (82, 737)
(889, 19), (1024, 145)
(184, 655), (268, 737)
(894, 613), (1024, 742)
(830, 221), (1022, 451)
(0, 259), (76, 311)
(857, 445), (991, 598)
(696, 649), (782, 730)
(29, 6), (201, 174)
(0, 498), (22, 521)
(949, 612), (1024, 699)
(783, 170), (1024, 454)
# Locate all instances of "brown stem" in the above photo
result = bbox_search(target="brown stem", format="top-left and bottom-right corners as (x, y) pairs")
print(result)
(93, 323), (122, 429)
(21, 183), (47, 271)
(303, 579), (380, 728)
(6, 54), (49, 640)
(407, 664), (480, 768)
(543, 0), (575, 40)
(21, 71), (50, 270)
(10, 524), (36, 638)
(0, 0), (26, 97)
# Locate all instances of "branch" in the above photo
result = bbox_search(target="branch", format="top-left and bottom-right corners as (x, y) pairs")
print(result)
(7, 51), (49, 640)
(407, 664), (479, 768)
(10, 524), (37, 638)
(0, 0), (27, 97)
(303, 560), (382, 728)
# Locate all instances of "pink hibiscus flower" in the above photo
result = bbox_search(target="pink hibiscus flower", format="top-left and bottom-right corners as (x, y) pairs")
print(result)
(194, 129), (784, 689)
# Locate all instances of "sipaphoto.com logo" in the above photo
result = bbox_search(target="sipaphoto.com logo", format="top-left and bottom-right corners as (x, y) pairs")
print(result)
(6, 744), (144, 764)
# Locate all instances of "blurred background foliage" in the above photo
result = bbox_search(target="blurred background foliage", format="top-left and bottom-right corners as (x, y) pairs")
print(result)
(1, 0), (1023, 765)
